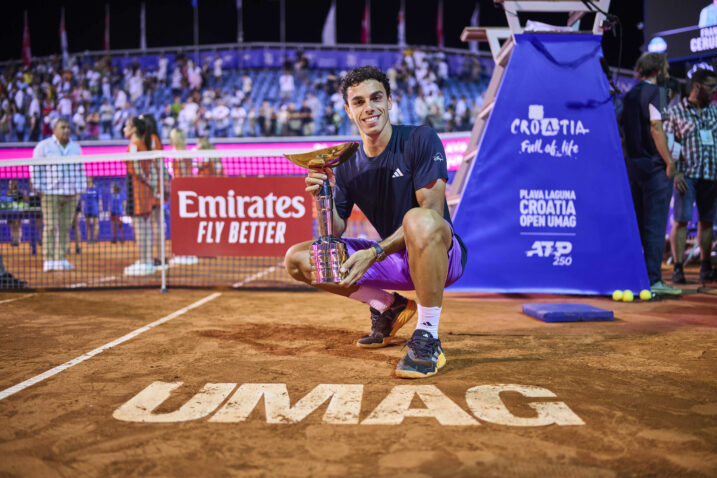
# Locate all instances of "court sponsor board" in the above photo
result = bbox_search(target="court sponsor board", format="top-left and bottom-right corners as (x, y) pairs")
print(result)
(171, 177), (312, 256)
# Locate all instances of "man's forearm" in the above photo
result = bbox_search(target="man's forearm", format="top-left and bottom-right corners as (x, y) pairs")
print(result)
(332, 206), (347, 237)
(376, 226), (406, 257)
(651, 125), (674, 166)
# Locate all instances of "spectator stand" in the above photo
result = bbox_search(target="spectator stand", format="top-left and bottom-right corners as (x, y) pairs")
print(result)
(0, 42), (493, 146)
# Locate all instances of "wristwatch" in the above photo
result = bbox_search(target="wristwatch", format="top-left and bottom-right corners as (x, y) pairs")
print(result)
(372, 243), (387, 262)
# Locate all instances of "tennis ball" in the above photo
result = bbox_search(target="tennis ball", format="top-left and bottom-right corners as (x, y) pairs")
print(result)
(639, 289), (652, 301)
(622, 290), (634, 302)
(612, 290), (623, 301)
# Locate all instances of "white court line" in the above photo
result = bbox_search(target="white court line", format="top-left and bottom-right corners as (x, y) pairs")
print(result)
(69, 276), (118, 289)
(232, 263), (283, 288)
(0, 292), (221, 401)
(0, 293), (35, 305)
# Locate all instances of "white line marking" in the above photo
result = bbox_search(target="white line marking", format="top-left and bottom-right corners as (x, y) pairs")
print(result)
(519, 232), (577, 236)
(232, 263), (283, 288)
(0, 293), (35, 305)
(68, 276), (118, 288)
(0, 292), (221, 401)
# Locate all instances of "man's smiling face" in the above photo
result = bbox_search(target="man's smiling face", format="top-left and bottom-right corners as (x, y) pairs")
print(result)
(344, 79), (392, 139)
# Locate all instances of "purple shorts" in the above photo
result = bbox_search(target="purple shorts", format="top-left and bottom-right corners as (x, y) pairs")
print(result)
(344, 233), (465, 291)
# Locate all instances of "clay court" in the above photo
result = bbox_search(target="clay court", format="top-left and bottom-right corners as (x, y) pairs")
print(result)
(1, 264), (715, 478)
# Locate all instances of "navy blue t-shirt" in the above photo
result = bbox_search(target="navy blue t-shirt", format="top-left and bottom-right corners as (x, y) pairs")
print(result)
(334, 125), (467, 264)
(622, 81), (666, 161)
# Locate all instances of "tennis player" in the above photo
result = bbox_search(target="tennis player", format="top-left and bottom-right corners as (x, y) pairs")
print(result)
(285, 66), (467, 378)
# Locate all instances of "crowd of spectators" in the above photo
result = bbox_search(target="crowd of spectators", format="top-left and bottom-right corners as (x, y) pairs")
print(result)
(0, 48), (486, 144)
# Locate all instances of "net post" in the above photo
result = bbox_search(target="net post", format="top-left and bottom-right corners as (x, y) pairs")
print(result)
(159, 155), (168, 293)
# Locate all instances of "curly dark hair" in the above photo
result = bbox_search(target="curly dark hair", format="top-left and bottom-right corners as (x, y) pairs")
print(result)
(340, 66), (391, 104)
(691, 68), (717, 87)
(634, 52), (666, 79)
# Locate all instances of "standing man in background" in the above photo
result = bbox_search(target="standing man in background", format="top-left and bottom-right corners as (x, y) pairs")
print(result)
(665, 68), (717, 284)
(621, 53), (682, 296)
(31, 118), (86, 272)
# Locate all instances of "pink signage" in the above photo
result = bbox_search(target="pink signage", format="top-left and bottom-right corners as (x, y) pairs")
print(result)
(0, 137), (470, 179)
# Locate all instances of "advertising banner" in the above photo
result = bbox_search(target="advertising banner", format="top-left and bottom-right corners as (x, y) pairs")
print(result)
(110, 49), (474, 75)
(171, 177), (313, 257)
(450, 33), (649, 295)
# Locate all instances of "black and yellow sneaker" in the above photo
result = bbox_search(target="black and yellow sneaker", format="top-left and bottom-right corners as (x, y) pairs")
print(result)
(356, 293), (417, 348)
(394, 329), (447, 379)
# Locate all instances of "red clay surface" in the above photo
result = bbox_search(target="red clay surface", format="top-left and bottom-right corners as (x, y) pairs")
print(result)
(0, 268), (715, 477)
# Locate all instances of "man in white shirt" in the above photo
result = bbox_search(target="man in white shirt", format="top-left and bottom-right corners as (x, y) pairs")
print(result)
(58, 94), (73, 125)
(241, 74), (253, 96)
(114, 89), (128, 111)
(212, 100), (231, 137)
(699, 1), (717, 27)
(31, 119), (87, 272)
(231, 102), (247, 137)
(213, 55), (223, 86)
(187, 61), (203, 90)
(129, 71), (144, 103)
(157, 54), (169, 86)
(279, 70), (295, 101)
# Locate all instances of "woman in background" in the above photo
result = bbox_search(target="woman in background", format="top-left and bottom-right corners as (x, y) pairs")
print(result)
(123, 117), (156, 276)
(140, 114), (170, 270)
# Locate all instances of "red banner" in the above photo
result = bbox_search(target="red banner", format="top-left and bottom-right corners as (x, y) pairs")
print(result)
(171, 177), (313, 257)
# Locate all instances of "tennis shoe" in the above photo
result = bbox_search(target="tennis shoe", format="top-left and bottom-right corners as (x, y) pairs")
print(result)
(0, 272), (26, 289)
(651, 280), (682, 296)
(394, 329), (446, 379)
(123, 261), (155, 276)
(699, 265), (715, 284)
(672, 266), (686, 284)
(356, 293), (417, 348)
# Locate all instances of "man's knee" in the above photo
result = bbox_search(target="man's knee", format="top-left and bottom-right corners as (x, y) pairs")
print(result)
(284, 241), (312, 281)
(403, 208), (451, 249)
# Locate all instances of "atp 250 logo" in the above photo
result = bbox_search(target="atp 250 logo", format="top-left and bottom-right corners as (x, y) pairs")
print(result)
(526, 240), (573, 267)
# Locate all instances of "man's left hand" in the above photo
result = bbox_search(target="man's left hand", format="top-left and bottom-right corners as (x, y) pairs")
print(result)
(339, 248), (377, 287)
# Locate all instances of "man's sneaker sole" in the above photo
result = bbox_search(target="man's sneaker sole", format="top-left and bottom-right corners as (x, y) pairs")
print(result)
(652, 288), (682, 296)
(356, 299), (417, 349)
(357, 338), (391, 349)
(394, 352), (446, 379)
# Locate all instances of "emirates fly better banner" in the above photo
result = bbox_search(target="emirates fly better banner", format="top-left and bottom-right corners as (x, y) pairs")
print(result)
(171, 177), (312, 256)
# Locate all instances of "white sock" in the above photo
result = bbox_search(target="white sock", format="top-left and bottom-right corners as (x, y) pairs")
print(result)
(348, 287), (395, 313)
(416, 304), (441, 338)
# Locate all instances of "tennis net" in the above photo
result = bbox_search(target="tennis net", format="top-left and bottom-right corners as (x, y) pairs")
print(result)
(0, 144), (379, 290)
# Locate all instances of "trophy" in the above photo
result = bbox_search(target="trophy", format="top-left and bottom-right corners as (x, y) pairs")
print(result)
(285, 142), (359, 283)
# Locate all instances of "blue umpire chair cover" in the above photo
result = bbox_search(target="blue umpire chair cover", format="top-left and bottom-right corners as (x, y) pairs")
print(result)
(450, 33), (649, 295)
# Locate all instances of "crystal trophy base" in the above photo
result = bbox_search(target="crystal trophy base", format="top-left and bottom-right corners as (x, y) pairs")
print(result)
(310, 236), (348, 283)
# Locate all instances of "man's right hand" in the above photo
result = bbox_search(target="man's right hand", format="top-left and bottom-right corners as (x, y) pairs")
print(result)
(674, 171), (688, 194)
(666, 161), (676, 180)
(305, 167), (335, 196)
